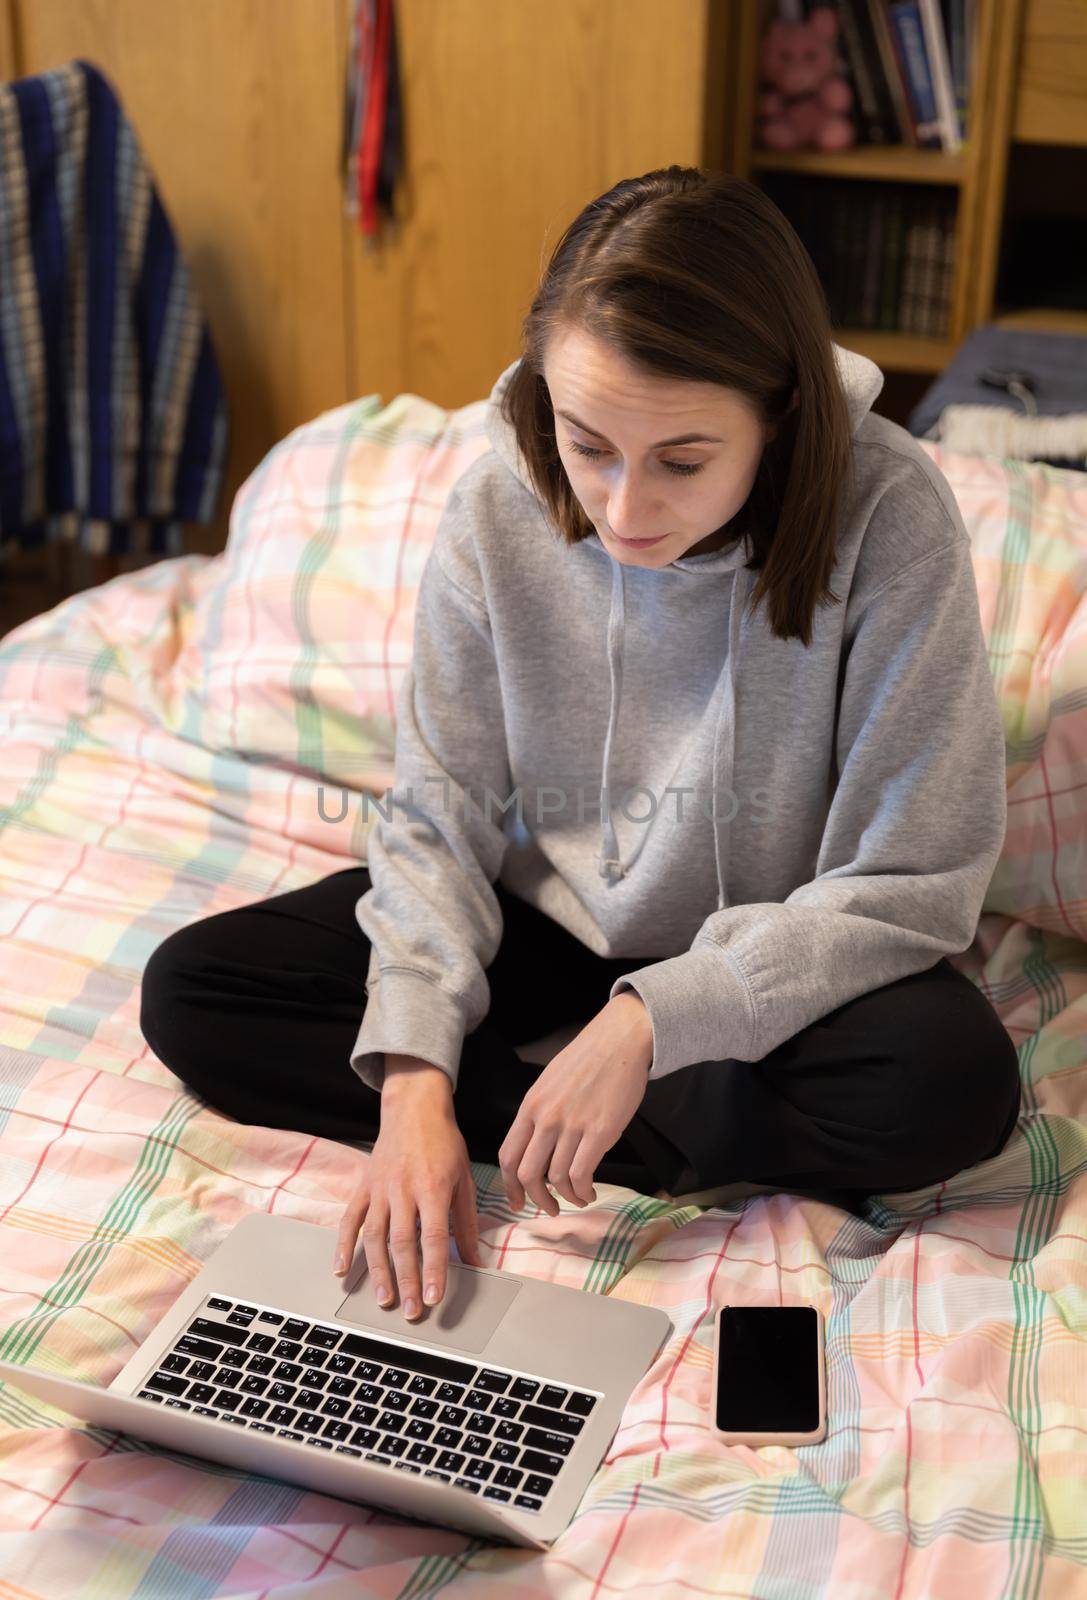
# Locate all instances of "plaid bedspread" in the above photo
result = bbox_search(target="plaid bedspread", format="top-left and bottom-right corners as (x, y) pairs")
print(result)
(0, 397), (1084, 1596)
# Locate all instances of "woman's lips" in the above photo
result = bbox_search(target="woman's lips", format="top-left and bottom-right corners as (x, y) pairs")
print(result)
(608, 531), (670, 548)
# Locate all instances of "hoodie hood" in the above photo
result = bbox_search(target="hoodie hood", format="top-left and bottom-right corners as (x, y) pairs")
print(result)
(483, 343), (885, 902)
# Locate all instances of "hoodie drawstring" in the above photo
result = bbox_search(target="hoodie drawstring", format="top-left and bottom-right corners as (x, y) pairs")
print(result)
(598, 558), (750, 913)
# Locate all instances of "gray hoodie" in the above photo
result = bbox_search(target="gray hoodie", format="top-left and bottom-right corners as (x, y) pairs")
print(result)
(350, 344), (1007, 1091)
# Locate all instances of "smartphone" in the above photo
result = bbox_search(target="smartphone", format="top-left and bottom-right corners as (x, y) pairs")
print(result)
(711, 1304), (827, 1446)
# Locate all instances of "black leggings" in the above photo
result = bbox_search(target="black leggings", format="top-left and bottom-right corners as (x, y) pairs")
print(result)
(138, 866), (1022, 1203)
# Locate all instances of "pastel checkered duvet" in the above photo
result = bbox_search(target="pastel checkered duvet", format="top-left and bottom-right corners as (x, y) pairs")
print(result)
(0, 390), (1085, 1597)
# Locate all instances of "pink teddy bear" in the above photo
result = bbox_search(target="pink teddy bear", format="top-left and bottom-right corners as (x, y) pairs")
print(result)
(756, 7), (856, 152)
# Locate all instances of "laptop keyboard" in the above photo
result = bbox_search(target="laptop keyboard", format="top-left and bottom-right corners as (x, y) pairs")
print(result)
(136, 1295), (600, 1514)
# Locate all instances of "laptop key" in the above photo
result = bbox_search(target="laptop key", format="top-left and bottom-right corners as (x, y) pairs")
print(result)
(296, 1412), (325, 1434)
(515, 1494), (544, 1511)
(407, 1375), (436, 1396)
(307, 1326), (342, 1349)
(273, 1362), (303, 1384)
(164, 1398), (191, 1409)
(221, 1350), (248, 1369)
(435, 1450), (466, 1474)
(523, 1428), (574, 1456)
(381, 1390), (410, 1413)
(215, 1390), (243, 1411)
(378, 1434), (409, 1458)
(339, 1332), (477, 1387)
(327, 1376), (355, 1398)
(519, 1404), (585, 1437)
(493, 1466), (522, 1489)
(162, 1354), (189, 1374)
(349, 1403), (378, 1427)
(494, 1420), (524, 1443)
(258, 1310), (284, 1326)
(207, 1297), (232, 1312)
(355, 1361), (382, 1382)
(455, 1478), (482, 1494)
(407, 1442), (436, 1465)
(222, 1414), (249, 1426)
(278, 1429), (305, 1441)
(464, 1458), (494, 1481)
(491, 1397), (519, 1418)
(306, 1438), (333, 1449)
(336, 1444), (363, 1455)
(490, 1441), (519, 1464)
(281, 1319), (310, 1340)
(424, 1468), (452, 1482)
(245, 1357), (275, 1377)
(462, 1434), (488, 1456)
(409, 1398), (438, 1420)
(438, 1405), (467, 1428)
(176, 1335), (221, 1359)
(244, 1334), (275, 1355)
(355, 1383), (383, 1406)
(483, 1486), (512, 1502)
(509, 1378), (539, 1402)
(251, 1422), (276, 1433)
(147, 1372), (188, 1396)
(538, 1384), (568, 1409)
(523, 1472), (556, 1497)
(521, 1450), (565, 1477)
(476, 1369), (512, 1394)
(272, 1340), (303, 1361)
(382, 1368), (409, 1388)
(189, 1384), (217, 1405)
(466, 1413), (495, 1435)
(435, 1382), (465, 1405)
(405, 1419), (433, 1441)
(268, 1405), (297, 1426)
(433, 1426), (461, 1449)
(227, 1313), (253, 1327)
(192, 1405), (219, 1416)
(327, 1354), (355, 1376)
(322, 1421), (352, 1441)
(191, 1318), (248, 1346)
(297, 1389), (323, 1410)
(239, 1375), (269, 1395)
(464, 1389), (491, 1411)
(321, 1397), (350, 1418)
(376, 1411), (407, 1434)
(239, 1398), (269, 1418)
(351, 1427), (381, 1450)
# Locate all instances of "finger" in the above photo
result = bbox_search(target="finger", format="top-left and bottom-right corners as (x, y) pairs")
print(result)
(517, 1123), (561, 1218)
(568, 1136), (602, 1207)
(498, 1114), (534, 1211)
(451, 1168), (482, 1268)
(417, 1189), (453, 1308)
(388, 1192), (425, 1319)
(335, 1185), (369, 1275)
(546, 1127), (587, 1207)
(361, 1196), (395, 1306)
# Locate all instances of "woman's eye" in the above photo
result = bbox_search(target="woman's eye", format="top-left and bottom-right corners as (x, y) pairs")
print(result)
(567, 440), (704, 477)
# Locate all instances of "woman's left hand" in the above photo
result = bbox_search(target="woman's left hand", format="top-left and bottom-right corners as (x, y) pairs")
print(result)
(498, 992), (654, 1215)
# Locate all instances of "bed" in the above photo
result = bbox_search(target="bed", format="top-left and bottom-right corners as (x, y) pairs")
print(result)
(1, 373), (1085, 1596)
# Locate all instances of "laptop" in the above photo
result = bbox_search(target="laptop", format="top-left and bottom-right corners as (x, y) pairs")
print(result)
(0, 1210), (672, 1550)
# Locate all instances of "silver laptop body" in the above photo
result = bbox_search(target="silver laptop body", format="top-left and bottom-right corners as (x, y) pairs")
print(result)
(0, 1210), (672, 1549)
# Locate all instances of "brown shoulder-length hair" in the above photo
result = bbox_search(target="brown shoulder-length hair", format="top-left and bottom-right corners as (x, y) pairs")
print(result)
(499, 166), (858, 648)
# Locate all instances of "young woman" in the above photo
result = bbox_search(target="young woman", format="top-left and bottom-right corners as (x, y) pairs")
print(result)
(140, 168), (1021, 1323)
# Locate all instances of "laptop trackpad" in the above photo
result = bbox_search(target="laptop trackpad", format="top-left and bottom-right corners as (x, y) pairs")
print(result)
(336, 1263), (521, 1355)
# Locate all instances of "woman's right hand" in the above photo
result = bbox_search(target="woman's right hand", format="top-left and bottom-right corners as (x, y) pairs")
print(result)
(333, 1057), (483, 1320)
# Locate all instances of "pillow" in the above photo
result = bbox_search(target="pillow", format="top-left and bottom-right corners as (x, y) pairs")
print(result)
(920, 445), (1087, 941)
(171, 389), (493, 795)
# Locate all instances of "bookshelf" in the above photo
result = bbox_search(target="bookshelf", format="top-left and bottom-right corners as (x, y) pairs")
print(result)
(726, 0), (1027, 374)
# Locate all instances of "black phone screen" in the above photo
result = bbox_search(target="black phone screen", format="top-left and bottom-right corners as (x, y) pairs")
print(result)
(716, 1306), (820, 1433)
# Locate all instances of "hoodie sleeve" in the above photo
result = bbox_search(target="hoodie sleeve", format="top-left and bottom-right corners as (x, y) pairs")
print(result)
(608, 529), (1008, 1081)
(349, 477), (513, 1095)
